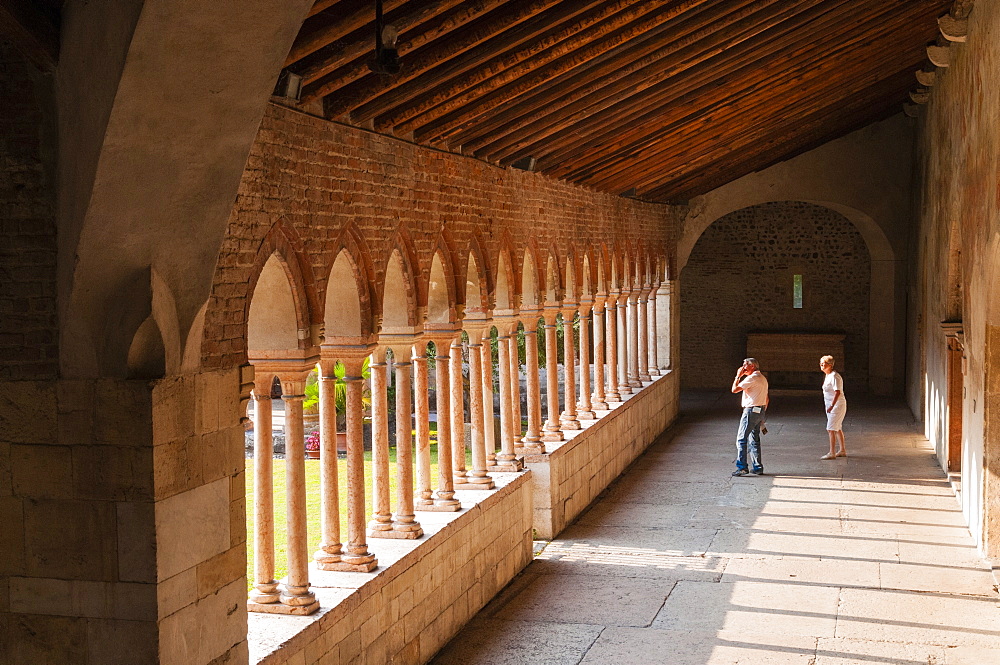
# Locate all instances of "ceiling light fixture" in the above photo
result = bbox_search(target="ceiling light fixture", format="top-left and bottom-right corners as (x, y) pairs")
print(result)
(369, 0), (401, 77)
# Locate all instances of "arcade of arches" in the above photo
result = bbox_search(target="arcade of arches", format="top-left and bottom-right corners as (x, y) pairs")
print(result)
(3, 2), (1000, 665)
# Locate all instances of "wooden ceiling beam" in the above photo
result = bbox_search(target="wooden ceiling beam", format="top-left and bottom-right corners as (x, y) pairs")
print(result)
(370, 0), (682, 131)
(312, 0), (562, 114)
(294, 0), (471, 86)
(289, 0), (406, 66)
(472, 0), (819, 162)
(542, 2), (934, 184)
(0, 0), (59, 71)
(650, 76), (908, 201)
(451, 0), (757, 155)
(410, 0), (713, 144)
(585, 43), (923, 194)
(533, 0), (911, 175)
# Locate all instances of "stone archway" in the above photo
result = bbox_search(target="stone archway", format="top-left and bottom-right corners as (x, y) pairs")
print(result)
(681, 201), (876, 392)
(681, 199), (898, 395)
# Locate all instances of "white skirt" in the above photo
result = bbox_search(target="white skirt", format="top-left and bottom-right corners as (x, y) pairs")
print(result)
(826, 400), (847, 431)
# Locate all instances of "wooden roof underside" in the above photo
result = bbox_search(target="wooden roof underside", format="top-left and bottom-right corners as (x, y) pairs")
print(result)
(286, 0), (953, 203)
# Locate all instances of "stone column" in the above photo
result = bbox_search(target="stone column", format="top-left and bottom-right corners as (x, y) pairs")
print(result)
(577, 302), (596, 419)
(617, 290), (632, 395)
(627, 290), (642, 388)
(313, 363), (342, 568)
(559, 309), (581, 429)
(491, 324), (522, 472)
(522, 317), (545, 452)
(605, 295), (622, 402)
(541, 311), (564, 443)
(388, 346), (422, 538)
(648, 279), (660, 376)
(463, 326), (495, 488)
(430, 336), (461, 510)
(368, 350), (394, 537)
(249, 386), (279, 605)
(450, 336), (470, 488)
(481, 334), (497, 464)
(277, 373), (321, 609)
(412, 346), (434, 509)
(338, 354), (378, 570)
(508, 326), (522, 440)
(638, 286), (651, 382)
(591, 297), (608, 410)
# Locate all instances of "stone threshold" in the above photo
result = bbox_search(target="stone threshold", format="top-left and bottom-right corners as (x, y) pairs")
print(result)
(248, 470), (531, 665)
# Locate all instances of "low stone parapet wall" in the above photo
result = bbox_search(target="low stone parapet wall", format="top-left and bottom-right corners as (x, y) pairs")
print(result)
(250, 471), (532, 665)
(526, 370), (679, 539)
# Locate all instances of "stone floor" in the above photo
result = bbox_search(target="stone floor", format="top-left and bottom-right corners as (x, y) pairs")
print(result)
(431, 391), (1000, 665)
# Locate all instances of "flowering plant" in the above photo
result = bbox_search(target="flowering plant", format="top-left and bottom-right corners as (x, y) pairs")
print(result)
(305, 431), (321, 451)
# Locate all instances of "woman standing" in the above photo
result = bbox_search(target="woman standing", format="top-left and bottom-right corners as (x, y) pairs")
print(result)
(819, 355), (847, 460)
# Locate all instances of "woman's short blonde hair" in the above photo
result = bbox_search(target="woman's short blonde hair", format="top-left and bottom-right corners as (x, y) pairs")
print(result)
(820, 355), (835, 366)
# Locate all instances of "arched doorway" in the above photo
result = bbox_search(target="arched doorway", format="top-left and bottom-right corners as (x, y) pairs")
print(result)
(681, 201), (872, 391)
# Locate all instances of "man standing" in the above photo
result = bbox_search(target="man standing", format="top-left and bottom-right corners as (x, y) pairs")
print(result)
(731, 358), (769, 476)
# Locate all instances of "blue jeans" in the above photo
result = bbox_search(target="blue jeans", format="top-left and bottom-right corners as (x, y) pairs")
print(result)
(736, 406), (765, 472)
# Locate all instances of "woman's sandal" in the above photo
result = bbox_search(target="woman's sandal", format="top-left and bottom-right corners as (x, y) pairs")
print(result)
(820, 453), (836, 460)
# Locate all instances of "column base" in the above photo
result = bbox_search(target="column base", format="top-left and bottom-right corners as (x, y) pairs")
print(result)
(249, 583), (280, 605)
(539, 429), (563, 443)
(318, 559), (378, 572)
(559, 416), (582, 430)
(392, 521), (424, 538)
(590, 398), (608, 410)
(639, 372), (651, 382)
(488, 458), (524, 472)
(576, 410), (597, 420)
(371, 526), (423, 539)
(455, 476), (496, 490)
(628, 379), (642, 388)
(414, 500), (462, 512)
(248, 599), (320, 615)
(313, 549), (342, 565)
(368, 519), (394, 534)
(605, 391), (622, 402)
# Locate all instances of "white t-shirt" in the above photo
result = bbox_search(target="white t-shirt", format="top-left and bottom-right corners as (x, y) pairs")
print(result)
(823, 371), (845, 407)
(739, 371), (769, 408)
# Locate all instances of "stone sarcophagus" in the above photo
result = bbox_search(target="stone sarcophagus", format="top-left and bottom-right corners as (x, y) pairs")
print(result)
(746, 332), (845, 388)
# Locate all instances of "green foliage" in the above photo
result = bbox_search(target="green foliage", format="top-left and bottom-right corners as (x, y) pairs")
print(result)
(302, 359), (372, 427)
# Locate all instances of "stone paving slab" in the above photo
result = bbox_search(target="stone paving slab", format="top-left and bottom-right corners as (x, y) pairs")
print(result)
(430, 393), (1000, 665)
(581, 628), (818, 664)
(493, 573), (675, 627)
(651, 580), (841, 637)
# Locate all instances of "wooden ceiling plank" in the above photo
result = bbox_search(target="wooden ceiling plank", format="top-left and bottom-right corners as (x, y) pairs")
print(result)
(585, 44), (923, 193)
(0, 0), (59, 71)
(289, 0), (406, 66)
(474, 0), (822, 161)
(359, 0), (615, 126)
(311, 0), (562, 114)
(295, 0), (472, 85)
(450, 0), (749, 154)
(585, 43), (925, 193)
(409, 0), (713, 144)
(562, 31), (927, 191)
(650, 76), (908, 200)
(534, 0), (921, 175)
(370, 0), (681, 131)
(542, 2), (937, 183)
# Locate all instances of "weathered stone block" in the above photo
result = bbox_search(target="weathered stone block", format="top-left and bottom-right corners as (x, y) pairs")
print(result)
(74, 444), (153, 501)
(0, 380), (56, 445)
(94, 380), (153, 447)
(196, 544), (245, 599)
(11, 443), (72, 498)
(24, 498), (117, 580)
(7, 613), (87, 664)
(155, 478), (231, 581)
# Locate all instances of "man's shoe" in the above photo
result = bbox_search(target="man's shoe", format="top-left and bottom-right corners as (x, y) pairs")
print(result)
(750, 469), (764, 475)
(732, 469), (748, 477)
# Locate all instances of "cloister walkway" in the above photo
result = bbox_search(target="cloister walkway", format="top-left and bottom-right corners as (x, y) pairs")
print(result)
(432, 392), (1000, 664)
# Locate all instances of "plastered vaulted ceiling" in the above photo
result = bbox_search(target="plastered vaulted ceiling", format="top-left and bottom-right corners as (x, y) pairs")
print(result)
(286, 0), (956, 203)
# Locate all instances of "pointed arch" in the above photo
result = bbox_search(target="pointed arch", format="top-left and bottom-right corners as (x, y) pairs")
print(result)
(466, 233), (493, 312)
(248, 253), (301, 352)
(544, 246), (562, 304)
(426, 234), (459, 324)
(244, 219), (317, 352)
(520, 243), (542, 310)
(495, 243), (515, 311)
(381, 225), (423, 328)
(324, 223), (376, 339)
(582, 250), (595, 299)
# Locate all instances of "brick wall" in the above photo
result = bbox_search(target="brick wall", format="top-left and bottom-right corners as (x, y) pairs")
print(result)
(680, 201), (871, 391)
(0, 41), (58, 380)
(203, 102), (679, 368)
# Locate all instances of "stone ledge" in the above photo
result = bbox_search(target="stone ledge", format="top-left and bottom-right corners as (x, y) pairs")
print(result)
(249, 470), (533, 665)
